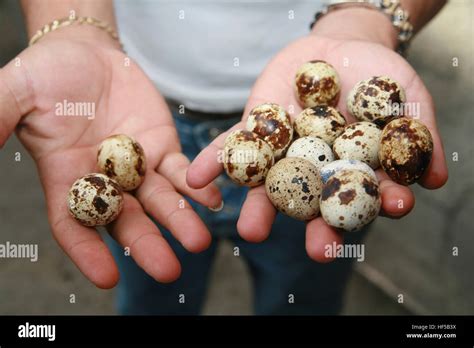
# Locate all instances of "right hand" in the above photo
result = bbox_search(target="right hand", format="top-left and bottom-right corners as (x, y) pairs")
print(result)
(0, 28), (222, 288)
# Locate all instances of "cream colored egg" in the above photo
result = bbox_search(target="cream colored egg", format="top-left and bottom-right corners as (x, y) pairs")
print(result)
(246, 103), (293, 159)
(294, 105), (346, 145)
(320, 170), (381, 232)
(265, 157), (322, 221)
(294, 60), (341, 108)
(98, 134), (146, 191)
(333, 122), (382, 169)
(286, 136), (334, 170)
(68, 173), (124, 227)
(223, 130), (274, 187)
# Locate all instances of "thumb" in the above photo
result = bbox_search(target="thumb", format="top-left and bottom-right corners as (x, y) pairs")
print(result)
(0, 56), (34, 148)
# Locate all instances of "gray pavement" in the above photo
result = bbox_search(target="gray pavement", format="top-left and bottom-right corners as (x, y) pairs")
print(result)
(0, 0), (472, 315)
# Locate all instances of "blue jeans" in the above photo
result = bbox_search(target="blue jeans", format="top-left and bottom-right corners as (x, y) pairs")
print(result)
(105, 113), (365, 315)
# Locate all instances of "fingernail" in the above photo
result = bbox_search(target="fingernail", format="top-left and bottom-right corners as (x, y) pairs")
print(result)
(208, 200), (224, 212)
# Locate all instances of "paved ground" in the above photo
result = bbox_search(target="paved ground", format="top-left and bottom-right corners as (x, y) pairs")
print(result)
(0, 0), (472, 315)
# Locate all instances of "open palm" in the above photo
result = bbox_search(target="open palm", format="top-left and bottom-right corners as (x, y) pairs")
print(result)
(187, 35), (448, 261)
(0, 37), (221, 288)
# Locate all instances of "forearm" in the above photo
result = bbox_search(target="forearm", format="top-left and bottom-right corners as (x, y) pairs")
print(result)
(20, 0), (118, 46)
(312, 0), (447, 49)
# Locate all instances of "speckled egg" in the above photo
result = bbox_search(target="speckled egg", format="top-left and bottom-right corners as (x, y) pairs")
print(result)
(294, 60), (341, 108)
(379, 117), (433, 185)
(333, 122), (382, 169)
(246, 103), (293, 159)
(347, 76), (406, 125)
(97, 134), (146, 191)
(68, 173), (124, 227)
(294, 105), (346, 145)
(265, 157), (322, 221)
(223, 130), (274, 187)
(286, 136), (334, 170)
(320, 159), (377, 184)
(320, 170), (381, 232)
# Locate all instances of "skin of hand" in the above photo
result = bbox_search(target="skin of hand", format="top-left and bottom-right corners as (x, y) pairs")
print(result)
(0, 27), (222, 288)
(187, 8), (448, 262)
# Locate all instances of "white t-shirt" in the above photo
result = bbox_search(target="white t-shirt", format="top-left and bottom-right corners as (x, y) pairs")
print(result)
(115, 0), (324, 112)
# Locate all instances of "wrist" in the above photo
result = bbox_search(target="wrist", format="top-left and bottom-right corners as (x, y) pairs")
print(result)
(31, 21), (122, 51)
(311, 7), (398, 50)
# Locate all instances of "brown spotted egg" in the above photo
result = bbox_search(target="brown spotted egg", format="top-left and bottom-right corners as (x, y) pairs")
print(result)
(68, 173), (124, 227)
(98, 134), (146, 191)
(379, 117), (433, 185)
(265, 157), (322, 221)
(223, 130), (274, 187)
(246, 103), (293, 159)
(294, 60), (341, 108)
(347, 76), (406, 125)
(333, 122), (382, 169)
(294, 105), (346, 145)
(286, 136), (334, 170)
(320, 170), (381, 232)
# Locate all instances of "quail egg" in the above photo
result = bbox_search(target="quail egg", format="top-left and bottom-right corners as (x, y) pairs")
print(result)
(294, 60), (341, 108)
(68, 173), (124, 227)
(286, 136), (334, 170)
(294, 105), (346, 145)
(246, 103), (293, 159)
(347, 76), (406, 125)
(97, 134), (147, 191)
(265, 157), (322, 221)
(320, 170), (381, 232)
(333, 122), (382, 169)
(320, 159), (377, 184)
(379, 117), (433, 185)
(223, 130), (274, 187)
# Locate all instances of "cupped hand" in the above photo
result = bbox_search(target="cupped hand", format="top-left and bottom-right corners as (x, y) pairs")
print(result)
(0, 32), (221, 288)
(187, 35), (448, 262)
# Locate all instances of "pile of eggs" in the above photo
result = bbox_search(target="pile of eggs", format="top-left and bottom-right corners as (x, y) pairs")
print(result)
(223, 60), (433, 232)
(67, 134), (147, 227)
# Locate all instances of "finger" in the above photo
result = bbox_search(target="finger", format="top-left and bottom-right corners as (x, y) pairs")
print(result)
(137, 171), (212, 253)
(0, 57), (34, 147)
(306, 218), (344, 263)
(237, 185), (276, 243)
(186, 121), (244, 189)
(108, 194), (181, 283)
(44, 182), (119, 289)
(405, 76), (448, 189)
(158, 152), (222, 210)
(376, 170), (415, 219)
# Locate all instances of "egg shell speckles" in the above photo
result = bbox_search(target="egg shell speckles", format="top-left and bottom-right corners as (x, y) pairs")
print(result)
(294, 105), (346, 146)
(246, 103), (293, 160)
(223, 130), (274, 187)
(294, 60), (341, 108)
(379, 117), (433, 185)
(286, 136), (334, 170)
(68, 173), (124, 227)
(320, 159), (377, 185)
(333, 122), (382, 169)
(265, 157), (322, 221)
(347, 76), (406, 125)
(97, 134), (147, 191)
(320, 170), (381, 232)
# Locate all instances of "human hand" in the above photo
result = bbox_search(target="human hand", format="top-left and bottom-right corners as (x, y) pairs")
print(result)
(187, 7), (448, 262)
(0, 28), (222, 288)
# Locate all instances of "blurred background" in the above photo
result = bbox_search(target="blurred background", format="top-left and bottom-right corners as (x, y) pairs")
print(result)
(0, 0), (472, 315)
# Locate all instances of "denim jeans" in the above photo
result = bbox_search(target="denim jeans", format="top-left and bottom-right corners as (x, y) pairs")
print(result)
(105, 112), (365, 315)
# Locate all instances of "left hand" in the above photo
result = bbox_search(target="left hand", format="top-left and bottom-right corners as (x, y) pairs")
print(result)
(187, 7), (448, 262)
